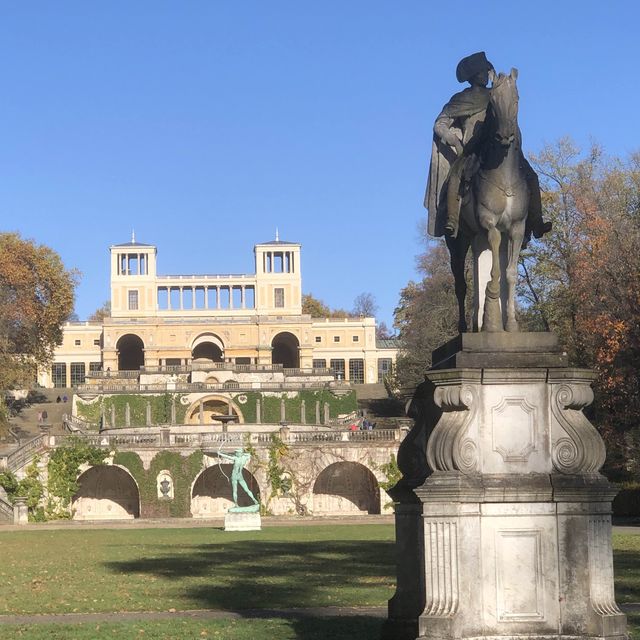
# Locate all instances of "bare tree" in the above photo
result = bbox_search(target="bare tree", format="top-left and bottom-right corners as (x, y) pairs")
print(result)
(352, 292), (378, 317)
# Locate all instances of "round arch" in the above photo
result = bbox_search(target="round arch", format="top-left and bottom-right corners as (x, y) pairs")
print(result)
(116, 334), (145, 371)
(271, 331), (300, 368)
(312, 461), (380, 515)
(191, 333), (225, 363)
(72, 465), (140, 520)
(191, 465), (260, 517)
(184, 395), (244, 425)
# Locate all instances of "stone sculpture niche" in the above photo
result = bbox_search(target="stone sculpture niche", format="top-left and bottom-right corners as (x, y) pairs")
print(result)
(156, 470), (174, 500)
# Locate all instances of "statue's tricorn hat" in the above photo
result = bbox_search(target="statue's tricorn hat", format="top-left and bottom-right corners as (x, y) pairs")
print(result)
(456, 51), (493, 83)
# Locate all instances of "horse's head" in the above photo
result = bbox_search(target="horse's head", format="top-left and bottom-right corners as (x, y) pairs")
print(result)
(489, 68), (519, 147)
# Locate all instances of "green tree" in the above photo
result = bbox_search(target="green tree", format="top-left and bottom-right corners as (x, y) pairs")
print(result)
(0, 233), (77, 425)
(302, 293), (351, 318)
(393, 242), (459, 390)
(301, 293), (331, 317)
(88, 300), (111, 322)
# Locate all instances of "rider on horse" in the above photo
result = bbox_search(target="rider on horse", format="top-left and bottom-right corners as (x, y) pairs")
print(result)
(425, 52), (551, 241)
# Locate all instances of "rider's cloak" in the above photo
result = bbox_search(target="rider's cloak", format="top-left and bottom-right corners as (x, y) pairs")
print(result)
(425, 86), (490, 237)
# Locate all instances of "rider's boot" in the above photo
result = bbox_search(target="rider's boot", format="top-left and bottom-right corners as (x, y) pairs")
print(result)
(444, 198), (461, 238)
(444, 217), (458, 238)
(532, 219), (553, 238)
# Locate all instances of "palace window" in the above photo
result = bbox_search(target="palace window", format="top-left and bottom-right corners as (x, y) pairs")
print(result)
(378, 358), (393, 382)
(313, 359), (327, 369)
(349, 359), (365, 384)
(74, 339), (81, 346)
(89, 362), (102, 373)
(352, 335), (359, 342)
(274, 288), (285, 308)
(93, 339), (101, 346)
(52, 363), (67, 388)
(128, 290), (139, 311)
(333, 336), (340, 343)
(315, 336), (322, 343)
(330, 359), (345, 380)
(70, 362), (86, 386)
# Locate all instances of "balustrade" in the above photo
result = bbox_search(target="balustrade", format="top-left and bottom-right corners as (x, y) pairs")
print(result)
(48, 428), (401, 450)
(76, 380), (349, 393)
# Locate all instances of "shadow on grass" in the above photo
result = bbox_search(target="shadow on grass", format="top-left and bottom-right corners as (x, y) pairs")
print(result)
(275, 615), (383, 639)
(615, 548), (640, 603)
(103, 539), (395, 611)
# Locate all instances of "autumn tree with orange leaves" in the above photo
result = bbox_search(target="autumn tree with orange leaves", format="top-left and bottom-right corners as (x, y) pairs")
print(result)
(520, 139), (640, 479)
(0, 233), (77, 423)
(394, 138), (640, 477)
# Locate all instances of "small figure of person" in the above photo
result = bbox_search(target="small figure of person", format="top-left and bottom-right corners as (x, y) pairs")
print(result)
(42, 410), (48, 423)
(62, 395), (68, 403)
(56, 396), (61, 403)
(217, 448), (259, 507)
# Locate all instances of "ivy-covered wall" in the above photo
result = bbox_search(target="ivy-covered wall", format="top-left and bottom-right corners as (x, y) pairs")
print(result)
(235, 390), (357, 424)
(112, 450), (203, 518)
(76, 394), (187, 428)
(76, 390), (356, 427)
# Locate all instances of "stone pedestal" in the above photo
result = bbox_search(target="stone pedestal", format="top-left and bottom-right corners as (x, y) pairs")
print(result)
(224, 511), (261, 532)
(383, 334), (626, 640)
(13, 497), (29, 525)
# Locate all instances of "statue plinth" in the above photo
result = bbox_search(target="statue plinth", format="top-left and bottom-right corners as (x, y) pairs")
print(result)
(224, 510), (261, 532)
(383, 333), (626, 640)
(431, 332), (568, 369)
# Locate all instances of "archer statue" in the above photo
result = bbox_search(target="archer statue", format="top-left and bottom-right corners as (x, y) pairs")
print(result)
(425, 51), (552, 332)
(218, 447), (260, 513)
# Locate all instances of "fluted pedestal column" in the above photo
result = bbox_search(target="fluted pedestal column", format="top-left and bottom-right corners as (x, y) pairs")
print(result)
(383, 333), (626, 640)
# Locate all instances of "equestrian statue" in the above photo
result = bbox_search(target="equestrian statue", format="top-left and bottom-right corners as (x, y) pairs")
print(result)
(425, 52), (551, 332)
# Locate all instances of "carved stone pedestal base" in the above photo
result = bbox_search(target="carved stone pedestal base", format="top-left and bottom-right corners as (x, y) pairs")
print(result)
(383, 334), (627, 640)
(224, 511), (261, 532)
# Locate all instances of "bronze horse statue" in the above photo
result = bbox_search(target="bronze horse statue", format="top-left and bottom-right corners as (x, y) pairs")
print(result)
(446, 68), (530, 332)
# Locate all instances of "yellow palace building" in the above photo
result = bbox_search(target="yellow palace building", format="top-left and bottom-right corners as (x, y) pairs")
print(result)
(40, 235), (398, 388)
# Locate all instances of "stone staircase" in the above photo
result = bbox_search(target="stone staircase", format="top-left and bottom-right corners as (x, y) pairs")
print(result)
(4, 388), (72, 444)
(354, 384), (409, 430)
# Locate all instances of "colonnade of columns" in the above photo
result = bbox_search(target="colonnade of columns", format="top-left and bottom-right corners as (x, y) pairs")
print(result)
(262, 250), (295, 273)
(117, 253), (148, 276)
(157, 285), (255, 311)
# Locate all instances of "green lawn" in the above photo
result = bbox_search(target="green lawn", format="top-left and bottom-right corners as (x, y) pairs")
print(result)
(0, 617), (385, 640)
(0, 524), (638, 639)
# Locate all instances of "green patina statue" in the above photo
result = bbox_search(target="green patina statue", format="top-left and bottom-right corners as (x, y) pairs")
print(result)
(218, 448), (260, 513)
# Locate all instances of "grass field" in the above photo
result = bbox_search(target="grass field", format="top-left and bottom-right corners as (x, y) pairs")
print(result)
(0, 524), (638, 639)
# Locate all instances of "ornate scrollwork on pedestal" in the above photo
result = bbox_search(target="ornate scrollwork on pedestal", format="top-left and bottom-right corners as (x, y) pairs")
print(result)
(426, 385), (478, 473)
(551, 384), (606, 474)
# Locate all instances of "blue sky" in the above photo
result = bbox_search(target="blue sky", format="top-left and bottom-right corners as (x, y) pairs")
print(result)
(1, 2), (639, 327)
